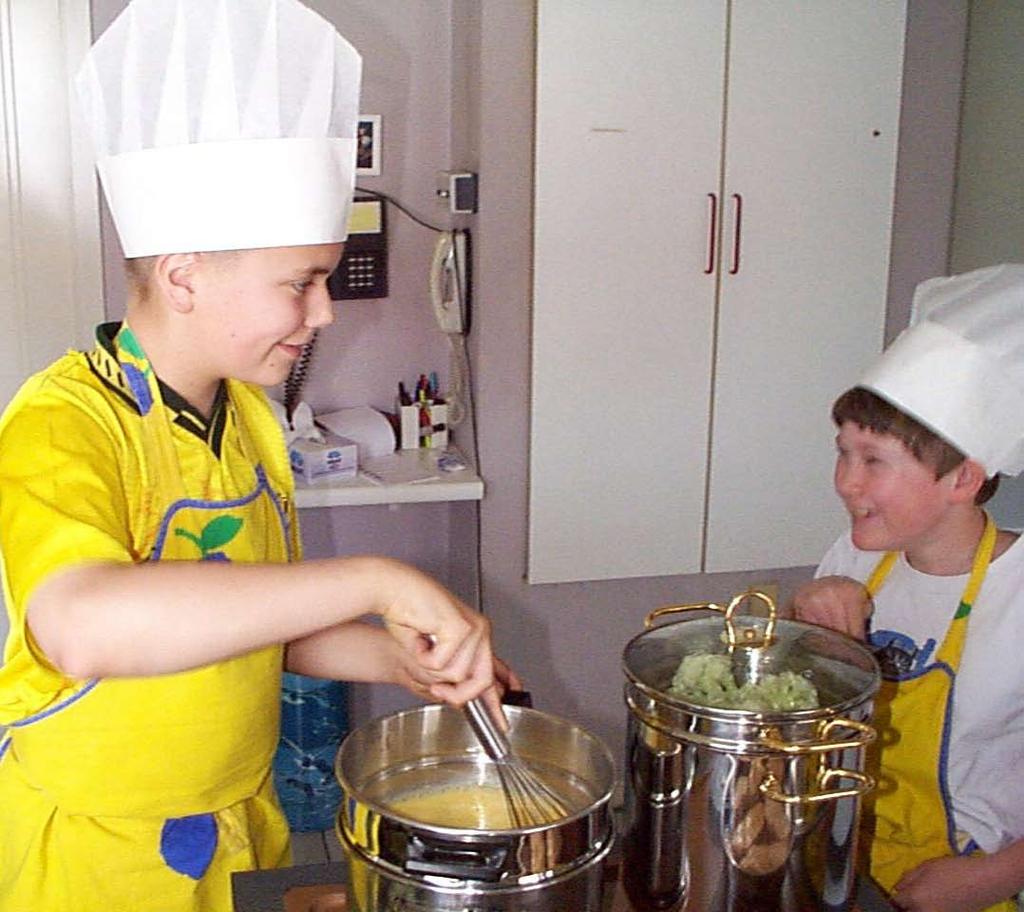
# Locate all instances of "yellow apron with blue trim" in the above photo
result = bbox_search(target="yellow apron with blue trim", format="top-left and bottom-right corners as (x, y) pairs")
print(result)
(0, 326), (297, 911)
(865, 515), (1015, 912)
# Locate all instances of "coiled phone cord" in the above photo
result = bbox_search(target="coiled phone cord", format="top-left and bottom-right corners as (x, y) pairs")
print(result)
(283, 329), (319, 428)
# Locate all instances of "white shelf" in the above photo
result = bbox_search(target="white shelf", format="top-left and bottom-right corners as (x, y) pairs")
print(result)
(294, 449), (484, 509)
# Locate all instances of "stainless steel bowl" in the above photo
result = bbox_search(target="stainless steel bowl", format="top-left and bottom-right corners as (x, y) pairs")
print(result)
(335, 704), (616, 912)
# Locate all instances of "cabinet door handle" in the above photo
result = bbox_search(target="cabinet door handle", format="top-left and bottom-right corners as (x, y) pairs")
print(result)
(729, 192), (743, 275)
(704, 193), (718, 274)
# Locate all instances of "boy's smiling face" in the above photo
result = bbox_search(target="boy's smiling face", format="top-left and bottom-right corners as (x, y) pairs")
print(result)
(190, 243), (344, 389)
(833, 421), (956, 554)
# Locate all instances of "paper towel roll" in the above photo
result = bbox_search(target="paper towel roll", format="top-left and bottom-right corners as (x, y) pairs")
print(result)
(315, 407), (396, 458)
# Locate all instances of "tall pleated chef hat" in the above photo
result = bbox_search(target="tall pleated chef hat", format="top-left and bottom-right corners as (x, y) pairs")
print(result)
(859, 263), (1024, 476)
(75, 0), (362, 258)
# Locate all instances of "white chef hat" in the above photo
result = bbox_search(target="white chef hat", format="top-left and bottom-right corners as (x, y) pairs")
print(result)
(859, 263), (1024, 476)
(75, 0), (362, 258)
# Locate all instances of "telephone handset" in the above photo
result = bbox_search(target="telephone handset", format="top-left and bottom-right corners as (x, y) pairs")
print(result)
(428, 229), (472, 429)
(430, 229), (470, 335)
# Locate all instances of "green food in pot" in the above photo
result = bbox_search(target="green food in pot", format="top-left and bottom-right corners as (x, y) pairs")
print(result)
(668, 653), (819, 712)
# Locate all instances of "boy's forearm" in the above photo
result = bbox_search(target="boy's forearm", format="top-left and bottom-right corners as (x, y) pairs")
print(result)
(27, 555), (402, 678)
(978, 838), (1024, 902)
(284, 620), (403, 685)
(896, 840), (1024, 911)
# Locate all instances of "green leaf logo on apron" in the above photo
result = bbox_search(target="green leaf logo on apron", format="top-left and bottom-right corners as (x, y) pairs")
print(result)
(174, 515), (244, 562)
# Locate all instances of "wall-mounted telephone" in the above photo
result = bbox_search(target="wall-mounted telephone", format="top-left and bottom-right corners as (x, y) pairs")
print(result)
(430, 229), (470, 335)
(328, 196), (389, 300)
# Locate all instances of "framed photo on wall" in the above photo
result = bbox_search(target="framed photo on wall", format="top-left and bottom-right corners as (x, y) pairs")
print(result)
(356, 115), (382, 176)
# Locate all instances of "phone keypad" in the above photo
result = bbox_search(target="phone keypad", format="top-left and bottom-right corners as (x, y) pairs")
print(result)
(345, 255), (376, 289)
(328, 249), (388, 300)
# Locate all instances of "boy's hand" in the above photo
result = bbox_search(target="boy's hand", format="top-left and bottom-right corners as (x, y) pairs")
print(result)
(395, 653), (524, 734)
(791, 575), (872, 639)
(373, 559), (496, 705)
(892, 854), (1011, 912)
(396, 652), (523, 704)
(493, 655), (524, 696)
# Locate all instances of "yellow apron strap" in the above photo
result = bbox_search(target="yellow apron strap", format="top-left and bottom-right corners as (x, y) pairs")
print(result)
(865, 550), (898, 597)
(867, 513), (1008, 912)
(864, 514), (996, 608)
(959, 515), (997, 614)
(934, 515), (995, 671)
(115, 324), (188, 504)
(117, 330), (273, 510)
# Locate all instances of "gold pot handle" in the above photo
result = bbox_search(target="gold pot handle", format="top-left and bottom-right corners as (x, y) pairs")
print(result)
(644, 601), (724, 628)
(819, 717), (877, 744)
(761, 767), (875, 805)
(723, 590), (777, 649)
(644, 589), (777, 638)
(757, 718), (876, 755)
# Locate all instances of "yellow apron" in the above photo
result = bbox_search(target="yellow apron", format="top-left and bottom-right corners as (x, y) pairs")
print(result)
(0, 326), (296, 911)
(865, 515), (1015, 912)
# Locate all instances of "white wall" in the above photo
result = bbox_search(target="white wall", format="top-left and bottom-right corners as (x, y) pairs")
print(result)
(0, 0), (104, 656)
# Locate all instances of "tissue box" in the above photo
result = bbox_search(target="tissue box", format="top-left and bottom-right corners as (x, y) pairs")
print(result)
(289, 433), (358, 483)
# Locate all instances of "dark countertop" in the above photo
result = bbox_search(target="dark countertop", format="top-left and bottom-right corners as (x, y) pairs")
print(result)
(233, 862), (347, 912)
(233, 861), (896, 912)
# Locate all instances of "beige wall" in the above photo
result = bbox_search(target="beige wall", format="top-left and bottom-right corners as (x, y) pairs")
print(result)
(951, 0), (1024, 273)
(950, 1), (1024, 531)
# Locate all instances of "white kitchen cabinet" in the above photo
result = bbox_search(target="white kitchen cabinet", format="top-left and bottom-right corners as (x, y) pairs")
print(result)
(528, 1), (906, 583)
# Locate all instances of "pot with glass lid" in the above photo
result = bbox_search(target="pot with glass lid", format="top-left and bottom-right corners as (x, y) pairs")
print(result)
(621, 589), (880, 912)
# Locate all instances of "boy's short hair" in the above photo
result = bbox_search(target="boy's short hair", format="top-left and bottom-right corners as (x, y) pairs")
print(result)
(124, 256), (158, 295)
(123, 250), (241, 298)
(833, 387), (999, 505)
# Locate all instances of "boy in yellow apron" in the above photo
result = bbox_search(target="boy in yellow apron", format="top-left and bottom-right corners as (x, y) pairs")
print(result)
(793, 265), (1024, 912)
(0, 3), (507, 910)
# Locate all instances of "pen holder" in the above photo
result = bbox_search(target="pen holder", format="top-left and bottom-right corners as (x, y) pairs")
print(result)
(399, 405), (419, 450)
(399, 402), (448, 450)
(425, 402), (448, 449)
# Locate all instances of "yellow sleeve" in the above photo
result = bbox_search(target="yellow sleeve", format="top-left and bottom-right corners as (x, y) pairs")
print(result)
(0, 367), (136, 721)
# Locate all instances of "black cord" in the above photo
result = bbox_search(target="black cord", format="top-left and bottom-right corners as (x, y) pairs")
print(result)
(283, 329), (319, 426)
(354, 186), (446, 233)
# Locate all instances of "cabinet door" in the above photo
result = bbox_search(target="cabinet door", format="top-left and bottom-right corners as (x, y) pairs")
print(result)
(529, 0), (726, 583)
(704, 1), (906, 572)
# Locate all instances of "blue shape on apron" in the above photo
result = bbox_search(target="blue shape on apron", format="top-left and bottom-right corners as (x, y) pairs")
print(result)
(160, 813), (218, 879)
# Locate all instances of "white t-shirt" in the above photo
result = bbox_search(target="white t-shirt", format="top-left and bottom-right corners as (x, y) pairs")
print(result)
(816, 530), (1024, 853)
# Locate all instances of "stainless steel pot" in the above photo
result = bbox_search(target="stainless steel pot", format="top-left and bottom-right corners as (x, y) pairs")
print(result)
(335, 704), (616, 911)
(622, 592), (880, 912)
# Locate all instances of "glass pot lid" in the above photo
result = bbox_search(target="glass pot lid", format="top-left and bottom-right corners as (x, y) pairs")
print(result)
(622, 589), (880, 714)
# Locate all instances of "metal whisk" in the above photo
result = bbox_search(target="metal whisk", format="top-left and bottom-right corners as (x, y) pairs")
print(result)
(463, 698), (569, 828)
